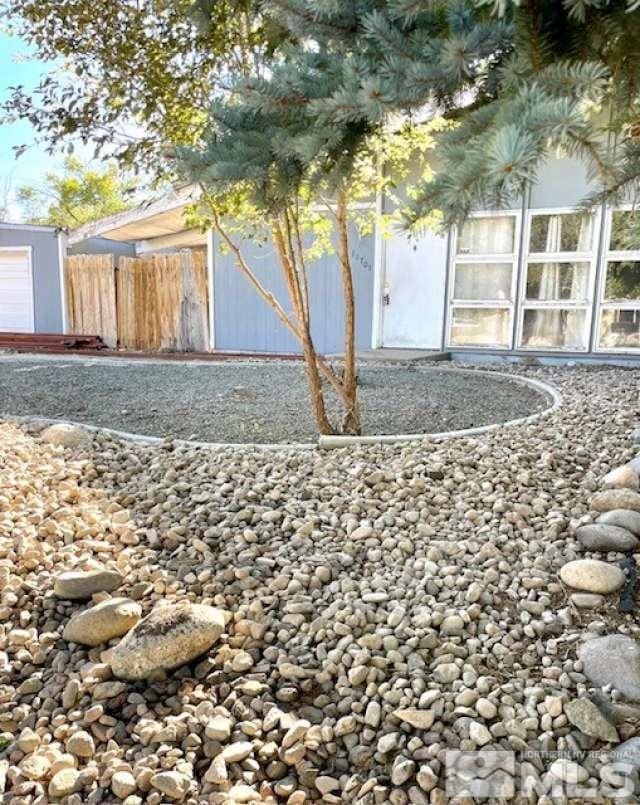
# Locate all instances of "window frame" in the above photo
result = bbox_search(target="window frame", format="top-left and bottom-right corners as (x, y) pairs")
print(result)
(595, 205), (640, 353)
(516, 207), (601, 352)
(447, 210), (521, 350)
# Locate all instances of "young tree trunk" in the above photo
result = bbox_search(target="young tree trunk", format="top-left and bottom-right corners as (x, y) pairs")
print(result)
(336, 191), (361, 435)
(211, 208), (336, 434)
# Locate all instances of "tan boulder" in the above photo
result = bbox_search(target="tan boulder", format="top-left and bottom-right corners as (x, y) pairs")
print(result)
(63, 598), (141, 646)
(108, 602), (226, 680)
(591, 489), (640, 513)
(560, 559), (625, 594)
(41, 423), (92, 449)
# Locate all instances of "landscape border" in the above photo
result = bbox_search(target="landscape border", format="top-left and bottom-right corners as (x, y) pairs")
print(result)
(0, 363), (561, 452)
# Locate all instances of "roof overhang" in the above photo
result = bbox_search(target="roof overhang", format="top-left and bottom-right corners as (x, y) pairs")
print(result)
(68, 185), (204, 247)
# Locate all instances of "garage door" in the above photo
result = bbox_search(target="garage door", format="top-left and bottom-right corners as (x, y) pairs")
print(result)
(0, 248), (34, 332)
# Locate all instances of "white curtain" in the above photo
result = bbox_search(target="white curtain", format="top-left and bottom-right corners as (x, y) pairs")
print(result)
(527, 214), (591, 347)
(458, 217), (514, 255)
(454, 262), (512, 300)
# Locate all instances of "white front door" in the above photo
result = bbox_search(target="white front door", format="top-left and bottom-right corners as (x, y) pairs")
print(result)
(381, 228), (449, 348)
(0, 248), (34, 332)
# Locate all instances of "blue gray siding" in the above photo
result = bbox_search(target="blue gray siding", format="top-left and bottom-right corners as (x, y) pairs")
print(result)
(0, 226), (62, 332)
(213, 226), (375, 354)
(68, 236), (136, 257)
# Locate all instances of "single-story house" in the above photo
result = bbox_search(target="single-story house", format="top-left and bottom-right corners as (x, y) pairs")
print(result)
(0, 223), (66, 334)
(11, 152), (640, 360)
(0, 221), (134, 335)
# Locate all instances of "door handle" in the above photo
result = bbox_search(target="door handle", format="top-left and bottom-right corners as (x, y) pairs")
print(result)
(383, 293), (390, 306)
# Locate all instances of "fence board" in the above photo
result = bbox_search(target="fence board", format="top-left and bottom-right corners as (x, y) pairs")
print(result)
(64, 254), (117, 347)
(117, 251), (209, 351)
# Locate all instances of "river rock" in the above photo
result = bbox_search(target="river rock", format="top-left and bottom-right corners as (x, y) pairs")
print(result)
(108, 602), (226, 680)
(559, 559), (625, 594)
(610, 737), (640, 771)
(150, 770), (191, 801)
(579, 635), (640, 701)
(576, 524), (638, 552)
(603, 466), (640, 490)
(598, 509), (640, 536)
(48, 768), (81, 798)
(63, 597), (141, 646)
(393, 708), (435, 729)
(564, 698), (619, 742)
(41, 423), (92, 449)
(591, 490), (640, 513)
(570, 593), (604, 609)
(54, 568), (123, 600)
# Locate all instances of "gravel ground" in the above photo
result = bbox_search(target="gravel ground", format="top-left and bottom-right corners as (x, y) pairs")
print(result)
(0, 356), (550, 443)
(2, 364), (640, 804)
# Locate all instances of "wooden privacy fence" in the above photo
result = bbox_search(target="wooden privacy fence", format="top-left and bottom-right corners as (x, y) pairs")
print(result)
(64, 250), (209, 352)
(65, 254), (118, 347)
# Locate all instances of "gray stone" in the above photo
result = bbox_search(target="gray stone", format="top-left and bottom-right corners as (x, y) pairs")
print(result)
(610, 737), (640, 771)
(598, 509), (640, 536)
(579, 635), (640, 702)
(63, 597), (141, 646)
(564, 699), (619, 742)
(108, 602), (226, 680)
(391, 756), (416, 786)
(560, 559), (625, 594)
(549, 759), (588, 783)
(570, 593), (605, 609)
(591, 490), (640, 513)
(54, 568), (123, 600)
(576, 524), (638, 552)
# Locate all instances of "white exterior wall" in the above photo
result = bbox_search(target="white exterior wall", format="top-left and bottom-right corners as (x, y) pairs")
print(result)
(378, 152), (640, 357)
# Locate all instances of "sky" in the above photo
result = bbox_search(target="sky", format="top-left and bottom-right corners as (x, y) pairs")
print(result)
(0, 32), (71, 221)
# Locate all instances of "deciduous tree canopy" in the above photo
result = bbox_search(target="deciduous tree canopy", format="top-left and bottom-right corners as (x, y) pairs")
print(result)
(17, 156), (136, 228)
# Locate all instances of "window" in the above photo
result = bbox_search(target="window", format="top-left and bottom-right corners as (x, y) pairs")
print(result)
(448, 214), (518, 348)
(518, 211), (595, 350)
(597, 210), (640, 351)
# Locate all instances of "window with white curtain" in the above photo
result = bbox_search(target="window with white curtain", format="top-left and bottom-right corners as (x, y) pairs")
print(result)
(449, 214), (518, 348)
(597, 209), (640, 351)
(518, 211), (595, 350)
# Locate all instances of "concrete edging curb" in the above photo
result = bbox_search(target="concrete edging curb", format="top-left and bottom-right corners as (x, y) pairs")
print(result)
(317, 369), (562, 449)
(6, 415), (315, 452)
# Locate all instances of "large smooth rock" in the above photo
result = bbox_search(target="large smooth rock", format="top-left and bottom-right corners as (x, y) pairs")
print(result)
(576, 524), (638, 552)
(54, 568), (123, 600)
(63, 598), (141, 646)
(579, 635), (640, 701)
(560, 559), (625, 594)
(610, 737), (640, 771)
(598, 509), (640, 536)
(108, 602), (226, 680)
(603, 466), (639, 490)
(627, 457), (640, 474)
(41, 423), (92, 449)
(591, 490), (640, 513)
(564, 698), (619, 742)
